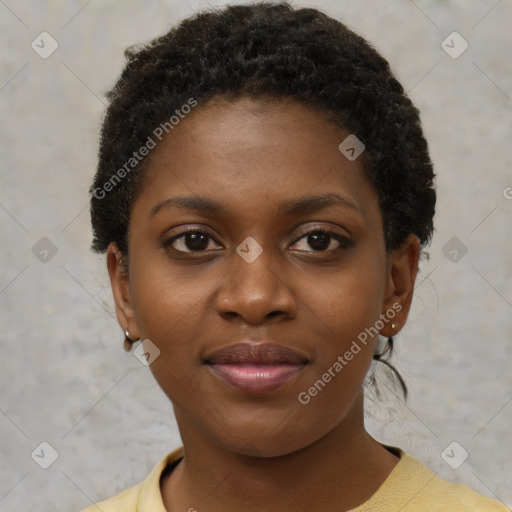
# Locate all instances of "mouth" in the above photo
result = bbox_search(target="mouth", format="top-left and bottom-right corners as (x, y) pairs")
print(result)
(203, 342), (309, 394)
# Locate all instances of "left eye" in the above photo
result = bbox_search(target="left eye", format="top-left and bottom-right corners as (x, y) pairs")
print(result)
(291, 230), (351, 252)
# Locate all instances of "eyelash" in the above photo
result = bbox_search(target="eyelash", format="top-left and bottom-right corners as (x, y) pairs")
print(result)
(163, 226), (353, 255)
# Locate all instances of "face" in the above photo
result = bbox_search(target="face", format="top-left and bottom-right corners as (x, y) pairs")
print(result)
(108, 96), (419, 457)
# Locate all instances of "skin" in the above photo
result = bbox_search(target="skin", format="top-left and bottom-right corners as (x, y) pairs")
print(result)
(107, 96), (420, 512)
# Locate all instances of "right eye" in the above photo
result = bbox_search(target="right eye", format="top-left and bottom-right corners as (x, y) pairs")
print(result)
(163, 229), (222, 253)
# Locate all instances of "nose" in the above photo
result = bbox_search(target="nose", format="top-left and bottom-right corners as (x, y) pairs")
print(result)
(215, 243), (298, 325)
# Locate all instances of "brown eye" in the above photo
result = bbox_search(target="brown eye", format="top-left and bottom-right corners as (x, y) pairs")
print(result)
(164, 230), (221, 253)
(291, 229), (353, 253)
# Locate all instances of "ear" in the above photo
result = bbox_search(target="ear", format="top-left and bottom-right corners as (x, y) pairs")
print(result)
(380, 234), (420, 337)
(106, 242), (139, 341)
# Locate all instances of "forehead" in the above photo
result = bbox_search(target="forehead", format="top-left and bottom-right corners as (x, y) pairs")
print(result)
(134, 96), (380, 226)
(156, 96), (345, 168)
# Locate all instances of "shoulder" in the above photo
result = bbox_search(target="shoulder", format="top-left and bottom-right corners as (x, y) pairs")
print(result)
(78, 446), (185, 512)
(79, 483), (141, 512)
(426, 481), (510, 511)
(393, 453), (509, 511)
(353, 449), (510, 511)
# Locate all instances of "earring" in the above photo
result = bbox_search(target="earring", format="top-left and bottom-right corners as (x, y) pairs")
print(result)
(119, 257), (128, 274)
(124, 328), (137, 352)
(387, 323), (397, 347)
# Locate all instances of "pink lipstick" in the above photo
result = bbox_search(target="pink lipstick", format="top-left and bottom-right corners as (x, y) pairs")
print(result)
(204, 342), (308, 394)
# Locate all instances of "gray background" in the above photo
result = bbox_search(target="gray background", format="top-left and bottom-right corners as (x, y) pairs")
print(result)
(1, 0), (511, 511)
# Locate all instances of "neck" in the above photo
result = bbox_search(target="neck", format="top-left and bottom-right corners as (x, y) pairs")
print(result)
(161, 390), (399, 512)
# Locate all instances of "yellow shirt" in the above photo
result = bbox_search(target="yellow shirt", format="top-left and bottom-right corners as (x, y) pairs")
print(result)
(80, 446), (509, 511)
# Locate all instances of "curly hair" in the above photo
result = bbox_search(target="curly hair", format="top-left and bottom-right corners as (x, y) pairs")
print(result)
(89, 1), (436, 398)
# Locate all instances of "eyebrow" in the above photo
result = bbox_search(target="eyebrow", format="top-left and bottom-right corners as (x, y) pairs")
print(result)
(150, 193), (360, 218)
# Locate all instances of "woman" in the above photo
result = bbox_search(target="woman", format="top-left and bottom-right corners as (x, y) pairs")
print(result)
(83, 2), (508, 510)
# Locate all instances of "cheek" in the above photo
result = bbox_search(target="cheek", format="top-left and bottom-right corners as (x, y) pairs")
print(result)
(298, 256), (387, 407)
(303, 261), (387, 344)
(130, 232), (208, 315)
(130, 264), (208, 349)
(128, 252), (225, 392)
(301, 291), (381, 402)
(129, 269), (207, 407)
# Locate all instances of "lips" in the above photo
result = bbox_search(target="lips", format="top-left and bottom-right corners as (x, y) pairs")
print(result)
(204, 342), (308, 394)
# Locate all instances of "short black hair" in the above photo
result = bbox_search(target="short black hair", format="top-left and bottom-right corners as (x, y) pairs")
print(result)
(89, 1), (436, 398)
